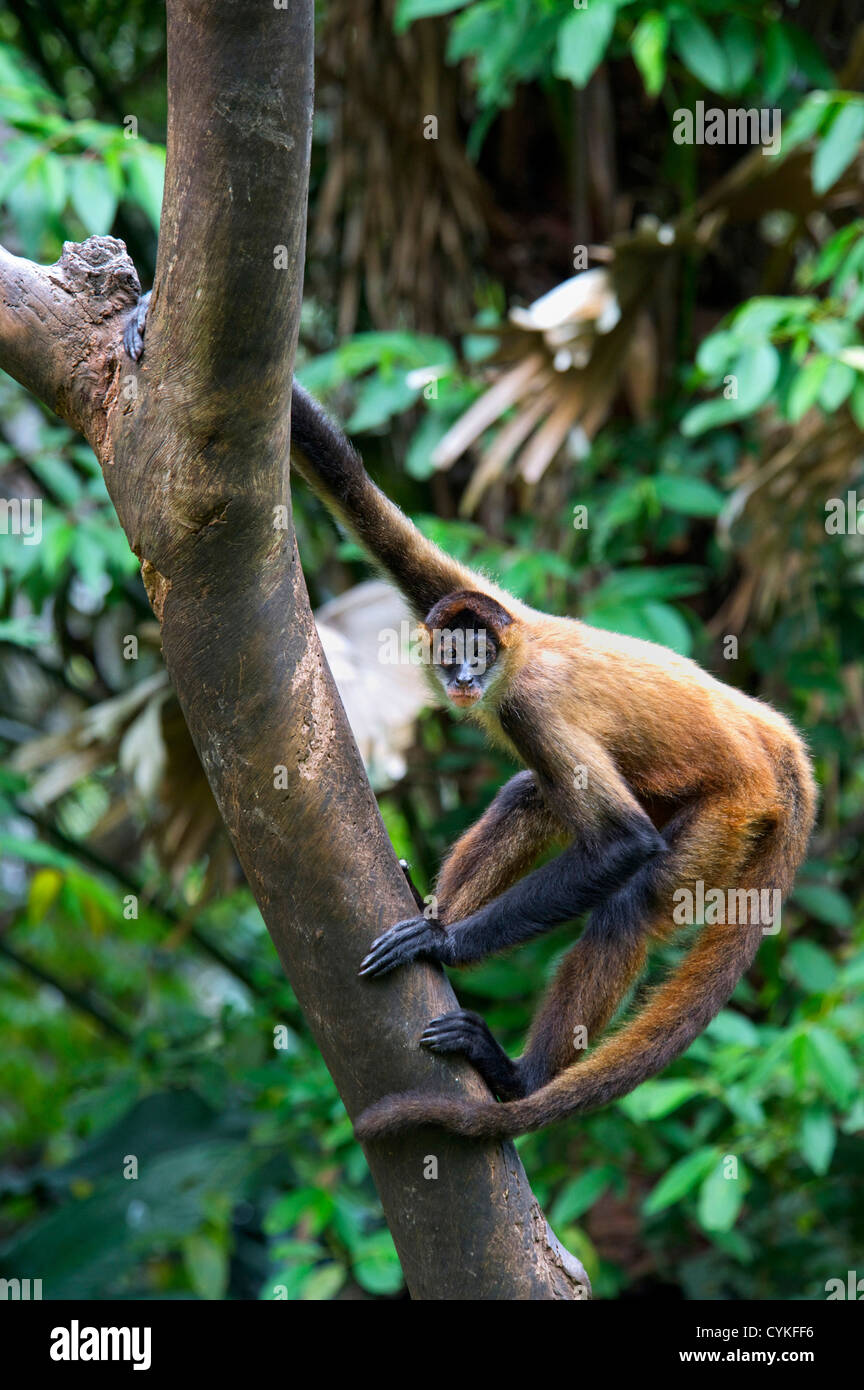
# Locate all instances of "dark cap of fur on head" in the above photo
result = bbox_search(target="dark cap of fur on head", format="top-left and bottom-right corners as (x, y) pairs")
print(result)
(422, 590), (515, 644)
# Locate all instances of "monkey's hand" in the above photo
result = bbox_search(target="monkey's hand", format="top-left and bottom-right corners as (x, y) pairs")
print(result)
(358, 916), (451, 978)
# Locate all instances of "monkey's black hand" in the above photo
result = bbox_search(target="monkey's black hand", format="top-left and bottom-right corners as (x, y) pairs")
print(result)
(123, 290), (151, 362)
(421, 1008), (524, 1100)
(358, 916), (450, 978)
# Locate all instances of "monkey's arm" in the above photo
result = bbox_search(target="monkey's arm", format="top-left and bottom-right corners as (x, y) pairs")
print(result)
(360, 735), (665, 975)
(435, 770), (564, 924)
(123, 292), (479, 620)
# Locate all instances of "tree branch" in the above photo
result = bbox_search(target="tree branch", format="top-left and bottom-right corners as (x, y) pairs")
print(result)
(0, 0), (588, 1300)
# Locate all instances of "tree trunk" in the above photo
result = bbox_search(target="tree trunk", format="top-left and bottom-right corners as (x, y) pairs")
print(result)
(0, 0), (588, 1300)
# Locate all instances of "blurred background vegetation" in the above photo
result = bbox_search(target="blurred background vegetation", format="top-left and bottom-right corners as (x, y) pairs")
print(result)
(1, 0), (863, 1300)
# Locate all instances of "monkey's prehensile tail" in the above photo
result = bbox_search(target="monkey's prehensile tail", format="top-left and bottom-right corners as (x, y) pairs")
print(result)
(291, 382), (478, 619)
(355, 785), (812, 1142)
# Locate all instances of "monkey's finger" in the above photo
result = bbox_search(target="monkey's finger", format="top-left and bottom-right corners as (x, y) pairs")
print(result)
(358, 922), (428, 976)
(358, 954), (400, 978)
(422, 1009), (484, 1033)
(420, 1018), (478, 1041)
(421, 1028), (468, 1050)
(420, 1018), (468, 1039)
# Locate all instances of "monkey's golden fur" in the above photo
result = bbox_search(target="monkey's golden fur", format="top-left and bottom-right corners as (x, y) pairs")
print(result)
(290, 383), (817, 1140)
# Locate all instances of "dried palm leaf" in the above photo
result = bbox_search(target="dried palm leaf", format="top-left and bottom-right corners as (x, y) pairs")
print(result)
(13, 583), (426, 896)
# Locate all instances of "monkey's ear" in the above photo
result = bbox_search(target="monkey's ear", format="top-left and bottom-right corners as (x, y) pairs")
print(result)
(423, 590), (516, 644)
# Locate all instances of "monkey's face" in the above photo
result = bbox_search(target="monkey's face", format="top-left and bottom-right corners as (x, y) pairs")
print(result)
(435, 625), (498, 707)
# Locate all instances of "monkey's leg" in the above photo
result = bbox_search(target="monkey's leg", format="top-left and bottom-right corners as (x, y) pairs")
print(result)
(426, 853), (664, 1101)
(360, 779), (664, 978)
(435, 808), (664, 968)
(360, 771), (563, 978)
(368, 773), (564, 1099)
(514, 865), (659, 1093)
(513, 795), (757, 1096)
(436, 771), (564, 925)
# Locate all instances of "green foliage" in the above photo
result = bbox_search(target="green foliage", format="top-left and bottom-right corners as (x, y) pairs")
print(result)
(1, 0), (863, 1304)
(0, 42), (164, 259)
(684, 220), (864, 436)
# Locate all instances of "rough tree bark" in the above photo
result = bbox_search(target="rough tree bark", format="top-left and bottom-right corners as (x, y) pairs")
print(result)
(0, 0), (588, 1299)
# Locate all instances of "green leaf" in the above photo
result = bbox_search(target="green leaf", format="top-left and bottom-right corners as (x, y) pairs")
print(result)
(69, 159), (118, 234)
(631, 11), (668, 98)
(637, 601), (693, 653)
(405, 409), (454, 479)
(721, 17), (757, 93)
(806, 1027), (858, 1108)
(786, 354), (830, 422)
(811, 317), (856, 353)
(786, 29), (834, 88)
(696, 328), (738, 376)
(799, 1107), (836, 1176)
(352, 1231), (404, 1295)
(732, 296), (817, 335)
(785, 939), (838, 994)
(697, 1159), (747, 1233)
(300, 1263), (347, 1300)
(706, 1010), (759, 1047)
(587, 565), (704, 603)
(394, 0), (470, 29)
(653, 475), (725, 517)
(805, 221), (863, 286)
(728, 341), (783, 408)
(27, 868), (64, 922)
(346, 375), (419, 432)
(555, 4), (617, 90)
(819, 359), (857, 412)
(618, 1079), (700, 1121)
(263, 1187), (335, 1236)
(182, 1232), (228, 1300)
(781, 92), (832, 156)
(5, 154), (66, 255)
(123, 143), (165, 228)
(644, 1146), (720, 1216)
(812, 101), (864, 195)
(0, 618), (45, 647)
(792, 882), (854, 928)
(852, 376), (864, 430)
(672, 15), (730, 94)
(682, 342), (780, 434)
(587, 600), (692, 654)
(0, 834), (79, 871)
(550, 1167), (616, 1224)
(762, 25), (795, 103)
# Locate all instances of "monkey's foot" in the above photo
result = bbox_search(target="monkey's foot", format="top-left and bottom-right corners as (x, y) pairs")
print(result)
(359, 915), (449, 978)
(420, 1009), (524, 1101)
(123, 289), (151, 362)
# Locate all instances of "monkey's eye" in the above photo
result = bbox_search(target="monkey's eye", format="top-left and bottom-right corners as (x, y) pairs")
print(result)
(438, 642), (459, 668)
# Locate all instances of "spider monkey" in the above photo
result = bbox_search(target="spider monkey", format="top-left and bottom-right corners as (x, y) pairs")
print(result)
(125, 295), (817, 1141)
